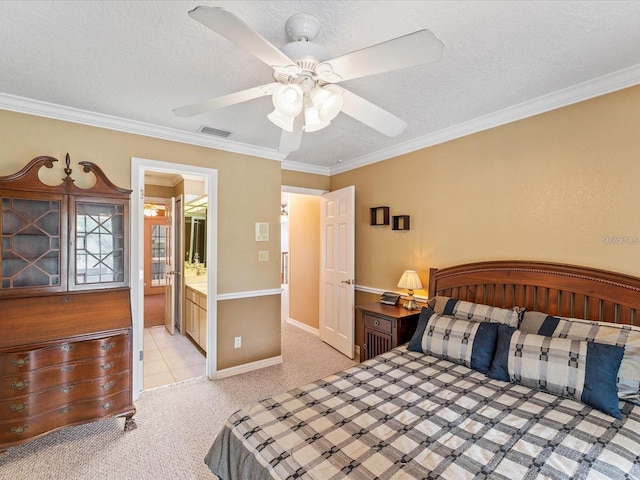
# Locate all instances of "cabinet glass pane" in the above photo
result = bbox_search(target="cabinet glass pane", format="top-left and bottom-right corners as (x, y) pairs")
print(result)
(75, 202), (125, 285)
(1, 197), (61, 289)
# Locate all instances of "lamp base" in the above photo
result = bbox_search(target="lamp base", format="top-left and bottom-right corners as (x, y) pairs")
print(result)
(402, 298), (421, 310)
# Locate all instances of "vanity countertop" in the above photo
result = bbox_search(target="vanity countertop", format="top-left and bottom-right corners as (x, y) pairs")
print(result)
(186, 283), (207, 295)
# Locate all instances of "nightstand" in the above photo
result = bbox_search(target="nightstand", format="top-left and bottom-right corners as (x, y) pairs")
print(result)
(356, 303), (422, 362)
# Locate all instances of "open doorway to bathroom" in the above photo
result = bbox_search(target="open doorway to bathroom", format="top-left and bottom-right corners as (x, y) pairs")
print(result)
(141, 172), (208, 390)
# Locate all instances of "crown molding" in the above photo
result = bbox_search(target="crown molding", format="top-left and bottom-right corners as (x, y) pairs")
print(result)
(281, 160), (330, 176)
(330, 63), (640, 175)
(0, 92), (286, 162)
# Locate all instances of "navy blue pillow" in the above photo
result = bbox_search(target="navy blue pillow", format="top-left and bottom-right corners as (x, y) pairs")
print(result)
(487, 324), (624, 419)
(408, 308), (499, 374)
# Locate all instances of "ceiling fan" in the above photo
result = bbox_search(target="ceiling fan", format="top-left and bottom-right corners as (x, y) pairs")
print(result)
(174, 6), (444, 153)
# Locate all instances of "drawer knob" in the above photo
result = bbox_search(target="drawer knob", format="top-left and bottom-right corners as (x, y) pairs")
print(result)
(11, 358), (29, 368)
(101, 362), (116, 371)
(100, 401), (115, 410)
(10, 425), (29, 435)
(58, 406), (72, 414)
(10, 380), (29, 390)
(363, 343), (368, 350)
(60, 385), (74, 394)
(101, 381), (116, 391)
(374, 320), (380, 327)
(60, 365), (76, 373)
(60, 344), (74, 352)
(101, 342), (116, 351)
(10, 402), (28, 412)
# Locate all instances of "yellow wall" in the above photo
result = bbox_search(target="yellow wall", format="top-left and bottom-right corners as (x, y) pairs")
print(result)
(282, 169), (330, 191)
(288, 193), (321, 329)
(331, 85), (640, 299)
(0, 110), (282, 369)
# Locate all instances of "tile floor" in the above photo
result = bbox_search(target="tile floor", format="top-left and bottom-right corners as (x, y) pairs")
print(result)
(143, 326), (206, 390)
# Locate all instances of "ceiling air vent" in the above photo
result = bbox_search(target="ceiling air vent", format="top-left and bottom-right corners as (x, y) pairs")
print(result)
(199, 126), (231, 138)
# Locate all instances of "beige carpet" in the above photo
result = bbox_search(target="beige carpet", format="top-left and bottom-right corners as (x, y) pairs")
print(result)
(0, 322), (356, 480)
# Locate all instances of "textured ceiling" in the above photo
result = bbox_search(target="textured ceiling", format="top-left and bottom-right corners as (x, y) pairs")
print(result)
(1, 1), (640, 173)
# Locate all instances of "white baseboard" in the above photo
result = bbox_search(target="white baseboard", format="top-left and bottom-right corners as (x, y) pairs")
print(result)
(213, 355), (283, 379)
(286, 317), (320, 336)
(287, 318), (360, 359)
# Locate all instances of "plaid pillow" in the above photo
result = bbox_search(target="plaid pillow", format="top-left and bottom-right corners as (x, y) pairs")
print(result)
(408, 308), (498, 373)
(520, 311), (640, 405)
(428, 296), (521, 327)
(487, 324), (624, 419)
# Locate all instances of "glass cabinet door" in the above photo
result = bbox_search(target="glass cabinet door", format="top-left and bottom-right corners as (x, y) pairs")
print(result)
(71, 199), (128, 289)
(0, 194), (65, 294)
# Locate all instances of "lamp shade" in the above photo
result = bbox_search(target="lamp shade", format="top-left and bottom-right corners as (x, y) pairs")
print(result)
(310, 84), (343, 122)
(272, 84), (303, 118)
(397, 270), (423, 290)
(304, 104), (330, 132)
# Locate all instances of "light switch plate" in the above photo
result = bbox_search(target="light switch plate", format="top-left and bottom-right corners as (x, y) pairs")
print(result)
(255, 222), (269, 241)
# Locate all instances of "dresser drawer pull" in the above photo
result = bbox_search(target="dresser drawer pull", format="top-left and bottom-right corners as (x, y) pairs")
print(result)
(10, 381), (29, 390)
(10, 425), (29, 435)
(58, 406), (73, 414)
(101, 381), (116, 391)
(11, 358), (29, 368)
(60, 365), (76, 373)
(10, 403), (28, 412)
(374, 320), (380, 327)
(101, 362), (116, 370)
(100, 401), (115, 410)
(363, 343), (368, 350)
(61, 296), (73, 303)
(60, 344), (74, 352)
(101, 342), (116, 352)
(59, 385), (74, 394)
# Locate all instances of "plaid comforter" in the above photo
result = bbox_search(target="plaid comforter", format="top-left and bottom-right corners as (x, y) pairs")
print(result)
(205, 348), (640, 480)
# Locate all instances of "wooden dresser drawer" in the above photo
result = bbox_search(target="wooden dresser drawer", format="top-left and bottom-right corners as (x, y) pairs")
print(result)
(0, 373), (130, 420)
(363, 313), (393, 334)
(0, 389), (131, 447)
(0, 354), (129, 397)
(0, 334), (129, 375)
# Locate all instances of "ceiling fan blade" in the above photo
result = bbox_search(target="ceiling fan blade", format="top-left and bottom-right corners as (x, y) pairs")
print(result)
(340, 89), (407, 137)
(279, 115), (304, 153)
(188, 6), (298, 71)
(173, 83), (279, 117)
(317, 29), (443, 83)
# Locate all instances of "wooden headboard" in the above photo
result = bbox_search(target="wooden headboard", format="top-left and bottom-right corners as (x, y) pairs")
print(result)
(428, 261), (640, 326)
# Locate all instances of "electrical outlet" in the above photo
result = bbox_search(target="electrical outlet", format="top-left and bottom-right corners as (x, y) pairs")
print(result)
(234, 336), (241, 349)
(258, 250), (269, 262)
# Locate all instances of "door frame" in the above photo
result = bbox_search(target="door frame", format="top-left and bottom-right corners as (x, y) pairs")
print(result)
(131, 157), (218, 400)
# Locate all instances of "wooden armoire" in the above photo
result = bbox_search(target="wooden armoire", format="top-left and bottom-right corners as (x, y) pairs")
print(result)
(0, 154), (136, 452)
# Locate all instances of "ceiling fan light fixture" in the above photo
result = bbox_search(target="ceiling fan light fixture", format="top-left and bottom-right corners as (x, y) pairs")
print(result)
(268, 109), (295, 132)
(310, 85), (343, 122)
(272, 84), (304, 117)
(304, 105), (330, 133)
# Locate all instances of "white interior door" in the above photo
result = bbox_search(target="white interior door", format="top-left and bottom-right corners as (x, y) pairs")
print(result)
(319, 186), (355, 358)
(164, 197), (175, 335)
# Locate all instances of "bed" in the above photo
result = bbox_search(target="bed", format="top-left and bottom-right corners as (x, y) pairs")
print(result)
(205, 261), (640, 479)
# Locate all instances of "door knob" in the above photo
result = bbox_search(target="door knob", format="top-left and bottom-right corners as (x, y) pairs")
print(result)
(341, 279), (354, 285)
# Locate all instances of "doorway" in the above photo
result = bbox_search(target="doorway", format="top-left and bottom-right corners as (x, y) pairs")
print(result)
(280, 187), (325, 335)
(131, 157), (218, 400)
(141, 193), (203, 389)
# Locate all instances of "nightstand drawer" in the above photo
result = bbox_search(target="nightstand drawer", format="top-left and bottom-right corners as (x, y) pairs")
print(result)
(363, 314), (392, 334)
